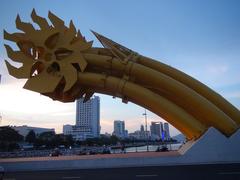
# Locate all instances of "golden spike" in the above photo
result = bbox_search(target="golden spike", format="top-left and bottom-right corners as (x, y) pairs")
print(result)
(5, 60), (32, 78)
(59, 64), (78, 92)
(83, 90), (94, 103)
(92, 30), (132, 53)
(23, 69), (62, 93)
(64, 20), (76, 44)
(77, 30), (82, 38)
(3, 30), (25, 42)
(69, 20), (76, 34)
(48, 11), (65, 29)
(4, 44), (34, 63)
(91, 30), (130, 59)
(16, 15), (35, 34)
(77, 30), (86, 42)
(71, 30), (86, 44)
(31, 9), (49, 29)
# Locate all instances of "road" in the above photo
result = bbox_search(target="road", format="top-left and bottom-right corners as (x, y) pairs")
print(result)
(0, 151), (179, 163)
(3, 163), (240, 180)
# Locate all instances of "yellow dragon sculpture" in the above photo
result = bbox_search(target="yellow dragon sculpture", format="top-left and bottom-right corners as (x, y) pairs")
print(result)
(4, 9), (240, 140)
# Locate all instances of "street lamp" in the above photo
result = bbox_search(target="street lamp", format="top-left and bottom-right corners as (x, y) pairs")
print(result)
(143, 109), (149, 152)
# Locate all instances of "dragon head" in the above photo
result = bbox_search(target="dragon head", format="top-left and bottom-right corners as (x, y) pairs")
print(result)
(4, 9), (94, 102)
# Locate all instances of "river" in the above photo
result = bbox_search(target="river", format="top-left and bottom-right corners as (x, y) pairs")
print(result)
(111, 143), (182, 153)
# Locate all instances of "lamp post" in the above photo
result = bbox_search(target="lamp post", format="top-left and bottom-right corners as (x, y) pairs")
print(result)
(143, 109), (149, 152)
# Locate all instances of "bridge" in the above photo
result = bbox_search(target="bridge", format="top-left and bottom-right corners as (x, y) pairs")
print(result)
(4, 9), (240, 140)
(2, 9), (240, 175)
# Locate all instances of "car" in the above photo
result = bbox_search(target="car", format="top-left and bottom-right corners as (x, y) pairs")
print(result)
(49, 148), (62, 157)
(88, 148), (98, 155)
(101, 147), (111, 154)
(0, 166), (4, 180)
(156, 146), (169, 152)
(78, 148), (87, 155)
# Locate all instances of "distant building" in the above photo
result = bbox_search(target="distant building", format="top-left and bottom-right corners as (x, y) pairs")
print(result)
(63, 96), (100, 141)
(129, 131), (141, 139)
(163, 122), (171, 140)
(113, 120), (128, 138)
(63, 124), (73, 135)
(150, 122), (163, 140)
(12, 125), (55, 137)
(103, 132), (111, 137)
(129, 125), (148, 140)
(124, 130), (128, 138)
(63, 125), (96, 141)
(150, 121), (171, 140)
(129, 130), (150, 140)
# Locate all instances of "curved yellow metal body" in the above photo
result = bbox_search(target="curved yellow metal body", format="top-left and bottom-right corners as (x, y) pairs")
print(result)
(4, 10), (240, 140)
(75, 72), (206, 139)
(83, 53), (238, 136)
(138, 56), (240, 125)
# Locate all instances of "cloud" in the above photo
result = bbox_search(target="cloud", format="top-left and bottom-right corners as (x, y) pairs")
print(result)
(1, 116), (70, 134)
(224, 91), (240, 99)
(50, 111), (75, 117)
(205, 64), (229, 75)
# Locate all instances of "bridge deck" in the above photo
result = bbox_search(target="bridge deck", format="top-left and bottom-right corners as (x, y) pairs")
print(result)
(0, 151), (180, 163)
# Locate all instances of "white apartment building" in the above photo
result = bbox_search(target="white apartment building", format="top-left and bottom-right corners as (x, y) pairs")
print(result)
(63, 96), (100, 141)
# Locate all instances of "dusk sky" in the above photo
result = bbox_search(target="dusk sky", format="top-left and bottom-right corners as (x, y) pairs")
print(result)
(0, 0), (239, 136)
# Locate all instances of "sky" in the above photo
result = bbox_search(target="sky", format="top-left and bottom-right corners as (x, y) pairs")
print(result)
(0, 0), (240, 136)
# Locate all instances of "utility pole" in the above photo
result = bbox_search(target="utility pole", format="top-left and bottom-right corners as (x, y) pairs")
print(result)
(143, 109), (149, 152)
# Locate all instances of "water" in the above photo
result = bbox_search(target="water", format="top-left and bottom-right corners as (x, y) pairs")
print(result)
(111, 143), (182, 153)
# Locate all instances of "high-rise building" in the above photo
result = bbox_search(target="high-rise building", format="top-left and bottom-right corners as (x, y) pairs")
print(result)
(150, 122), (163, 140)
(150, 121), (171, 141)
(113, 120), (126, 138)
(164, 122), (171, 140)
(63, 96), (100, 141)
(75, 96), (100, 140)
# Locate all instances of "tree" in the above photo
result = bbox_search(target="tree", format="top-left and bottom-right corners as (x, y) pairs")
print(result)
(64, 135), (74, 147)
(38, 131), (55, 141)
(25, 130), (36, 143)
(0, 126), (23, 142)
(0, 126), (23, 151)
(110, 135), (119, 145)
(35, 131), (56, 148)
